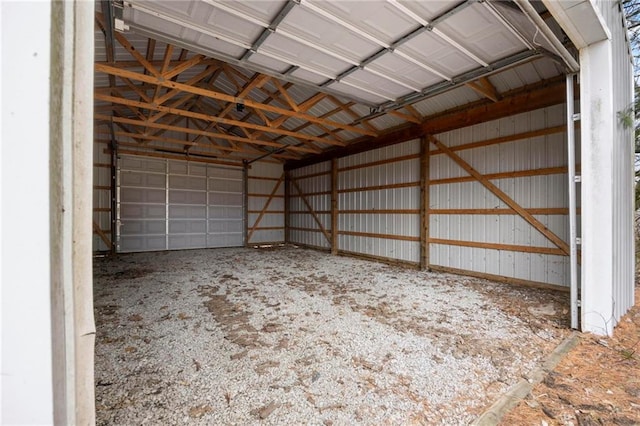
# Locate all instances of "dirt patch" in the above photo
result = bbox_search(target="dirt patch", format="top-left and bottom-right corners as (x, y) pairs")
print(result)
(502, 285), (640, 425)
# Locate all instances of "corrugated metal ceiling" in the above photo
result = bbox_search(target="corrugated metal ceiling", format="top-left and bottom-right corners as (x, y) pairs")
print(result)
(94, 0), (574, 164)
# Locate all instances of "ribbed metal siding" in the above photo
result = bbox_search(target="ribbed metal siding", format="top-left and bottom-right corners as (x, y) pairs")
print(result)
(338, 140), (421, 263)
(430, 105), (572, 286)
(93, 141), (113, 252)
(248, 161), (285, 244)
(289, 161), (332, 249)
(600, 1), (636, 321)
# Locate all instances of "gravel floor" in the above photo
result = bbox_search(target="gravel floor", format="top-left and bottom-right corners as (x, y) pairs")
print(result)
(94, 245), (570, 425)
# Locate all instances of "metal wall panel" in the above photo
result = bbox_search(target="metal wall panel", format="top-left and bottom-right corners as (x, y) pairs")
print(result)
(93, 140), (113, 252)
(430, 104), (573, 287)
(603, 1), (636, 322)
(289, 161), (331, 249)
(338, 140), (421, 263)
(247, 161), (285, 244)
(117, 155), (243, 252)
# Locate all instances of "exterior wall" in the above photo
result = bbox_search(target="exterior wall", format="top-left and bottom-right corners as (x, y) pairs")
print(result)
(580, 0), (635, 334)
(247, 161), (285, 244)
(337, 140), (421, 263)
(607, 2), (635, 326)
(289, 161), (332, 250)
(430, 105), (573, 287)
(2, 3), (55, 423)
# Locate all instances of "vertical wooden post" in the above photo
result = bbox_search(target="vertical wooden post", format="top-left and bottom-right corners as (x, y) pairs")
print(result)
(420, 137), (430, 270)
(284, 170), (290, 244)
(331, 158), (339, 255)
(243, 161), (249, 247)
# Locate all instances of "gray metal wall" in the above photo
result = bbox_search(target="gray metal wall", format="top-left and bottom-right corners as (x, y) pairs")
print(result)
(289, 105), (573, 287)
(117, 155), (243, 252)
(431, 104), (572, 287)
(338, 141), (421, 263)
(247, 161), (285, 244)
(289, 161), (332, 250)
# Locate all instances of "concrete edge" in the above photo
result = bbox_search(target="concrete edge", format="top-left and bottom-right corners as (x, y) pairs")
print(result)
(472, 331), (581, 426)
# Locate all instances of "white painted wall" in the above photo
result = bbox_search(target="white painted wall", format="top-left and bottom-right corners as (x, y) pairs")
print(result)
(1, 2), (55, 424)
(578, 1), (635, 335)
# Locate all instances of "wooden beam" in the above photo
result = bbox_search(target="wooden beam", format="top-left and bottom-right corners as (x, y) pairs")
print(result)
(163, 54), (205, 80)
(94, 93), (338, 147)
(430, 166), (571, 185)
(338, 230), (420, 242)
(113, 148), (245, 167)
(429, 125), (567, 157)
(290, 179), (332, 244)
(465, 77), (501, 102)
(94, 113), (320, 154)
(285, 78), (567, 170)
(428, 265), (569, 293)
(337, 181), (419, 194)
(431, 208), (573, 215)
(389, 110), (421, 124)
(429, 238), (566, 256)
(429, 136), (570, 256)
(331, 158), (338, 255)
(247, 174), (284, 242)
(93, 221), (111, 249)
(420, 137), (429, 270)
(339, 209), (419, 214)
(95, 63), (377, 137)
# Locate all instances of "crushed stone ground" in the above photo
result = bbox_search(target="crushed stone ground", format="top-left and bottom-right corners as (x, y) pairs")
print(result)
(94, 246), (570, 425)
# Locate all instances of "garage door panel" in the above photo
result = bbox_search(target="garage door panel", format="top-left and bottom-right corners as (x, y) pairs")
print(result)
(120, 219), (166, 235)
(209, 219), (243, 233)
(119, 235), (166, 252)
(208, 178), (242, 192)
(207, 166), (242, 178)
(208, 206), (243, 219)
(209, 192), (243, 206)
(169, 220), (207, 234)
(118, 156), (244, 253)
(120, 171), (165, 188)
(207, 233), (243, 248)
(169, 234), (207, 250)
(120, 157), (166, 173)
(169, 190), (207, 205)
(169, 175), (206, 190)
(169, 205), (206, 219)
(121, 204), (166, 219)
(120, 187), (165, 204)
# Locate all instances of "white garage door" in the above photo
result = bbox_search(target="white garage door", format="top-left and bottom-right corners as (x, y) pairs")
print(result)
(118, 156), (243, 253)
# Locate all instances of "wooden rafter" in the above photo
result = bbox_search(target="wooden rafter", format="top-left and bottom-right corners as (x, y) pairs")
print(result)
(466, 77), (501, 102)
(94, 92), (341, 148)
(95, 64), (376, 137)
(389, 110), (421, 124)
(95, 113), (320, 154)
